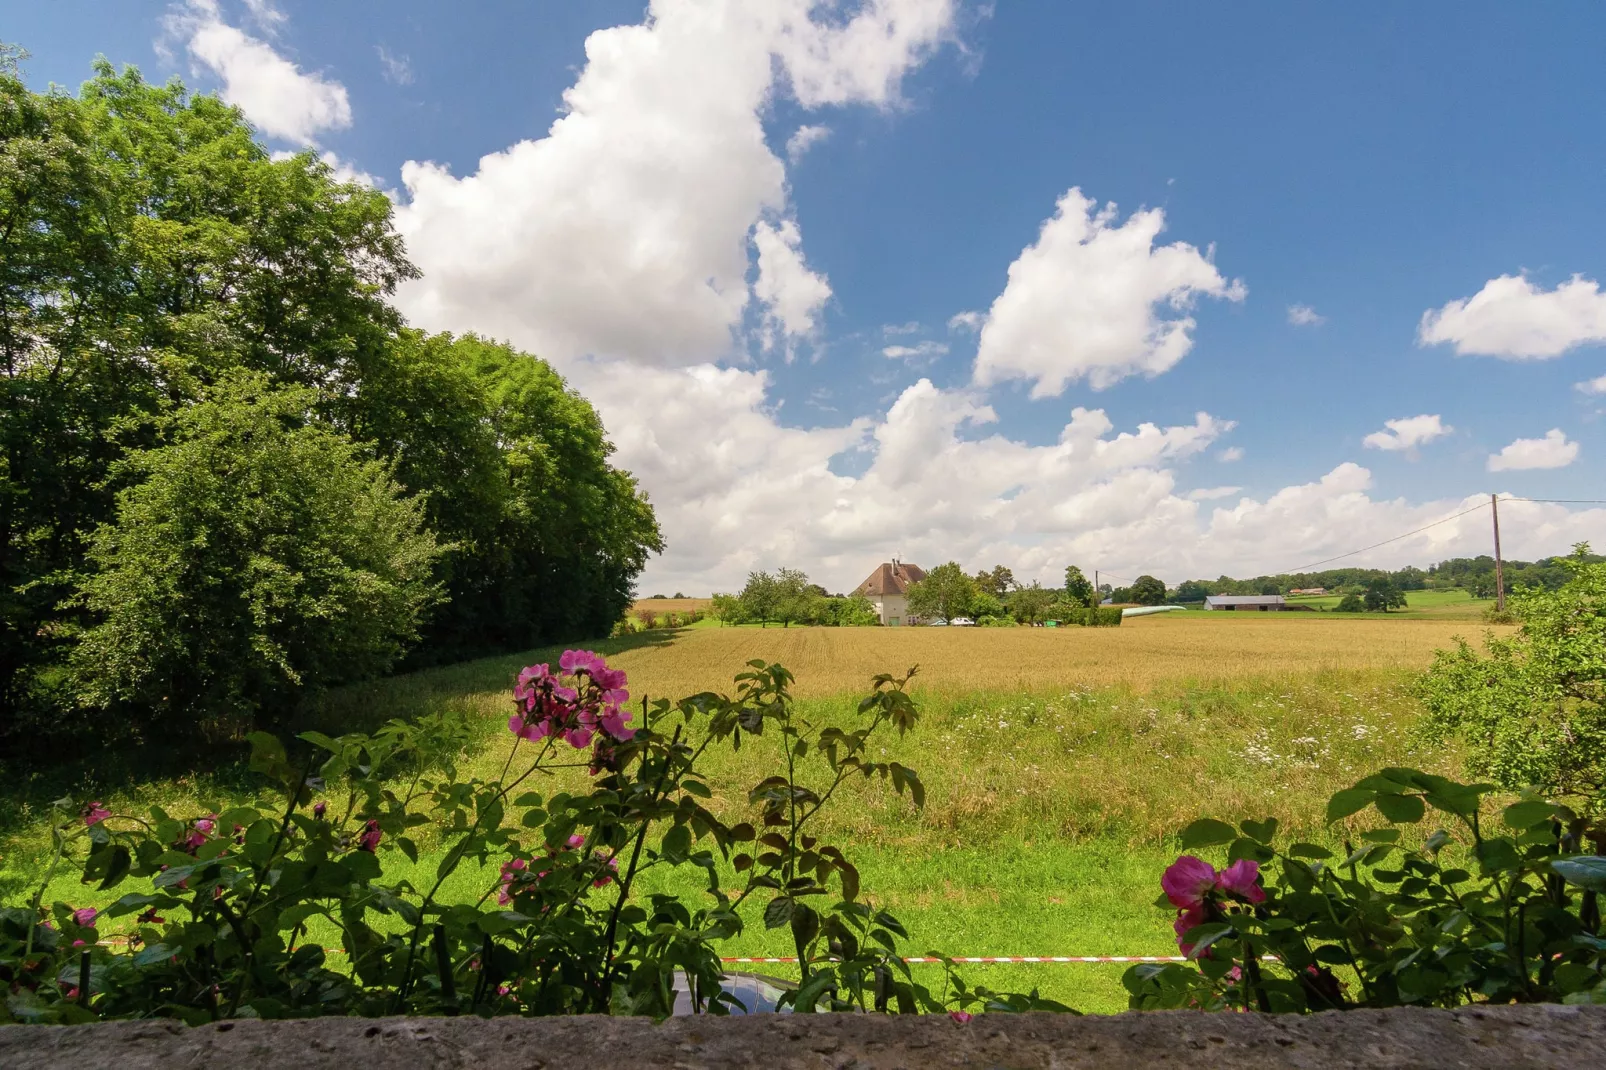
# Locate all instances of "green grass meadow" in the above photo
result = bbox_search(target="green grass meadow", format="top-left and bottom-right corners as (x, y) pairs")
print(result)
(0, 621), (1478, 1013)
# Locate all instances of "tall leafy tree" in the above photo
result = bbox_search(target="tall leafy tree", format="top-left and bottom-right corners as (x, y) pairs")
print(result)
(1063, 565), (1096, 608)
(1, 58), (412, 740)
(1131, 575), (1167, 606)
(738, 571), (781, 627)
(975, 565), (1015, 597)
(907, 561), (978, 622)
(1008, 582), (1056, 624)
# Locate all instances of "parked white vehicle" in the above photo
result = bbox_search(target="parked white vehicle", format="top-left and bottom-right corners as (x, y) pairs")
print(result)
(927, 618), (949, 626)
(949, 617), (976, 626)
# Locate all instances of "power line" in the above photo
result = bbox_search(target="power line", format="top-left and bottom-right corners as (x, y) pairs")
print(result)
(1278, 501), (1491, 575)
(1500, 496), (1606, 505)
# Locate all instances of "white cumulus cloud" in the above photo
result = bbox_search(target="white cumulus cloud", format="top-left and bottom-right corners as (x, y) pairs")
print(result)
(786, 123), (831, 161)
(391, 0), (959, 367)
(882, 341), (948, 362)
(971, 188), (1246, 397)
(947, 310), (983, 332)
(1287, 303), (1324, 326)
(166, 0), (351, 146)
(1362, 414), (1453, 453)
(1218, 446), (1244, 462)
(1419, 274), (1606, 359)
(1487, 429), (1580, 472)
(752, 218), (832, 346)
(1576, 373), (1606, 396)
(1187, 486), (1242, 501)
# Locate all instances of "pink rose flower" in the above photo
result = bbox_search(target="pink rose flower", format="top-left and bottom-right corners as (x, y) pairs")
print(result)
(82, 802), (111, 826)
(1173, 905), (1208, 955)
(1215, 859), (1266, 904)
(949, 1011), (974, 1023)
(1161, 855), (1217, 909)
(358, 819), (382, 853)
(72, 907), (98, 927)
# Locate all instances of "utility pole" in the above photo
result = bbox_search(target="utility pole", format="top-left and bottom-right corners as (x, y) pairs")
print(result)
(1095, 570), (1099, 603)
(1490, 494), (1506, 613)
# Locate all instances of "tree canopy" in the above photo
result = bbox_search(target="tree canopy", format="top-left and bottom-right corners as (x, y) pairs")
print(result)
(907, 562), (977, 621)
(0, 59), (659, 752)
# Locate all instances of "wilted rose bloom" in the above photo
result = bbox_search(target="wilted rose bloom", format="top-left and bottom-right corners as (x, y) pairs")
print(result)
(592, 854), (620, 888)
(949, 1011), (974, 1023)
(72, 907), (97, 927)
(1215, 859), (1266, 904)
(82, 801), (111, 826)
(358, 819), (382, 853)
(1161, 855), (1217, 910)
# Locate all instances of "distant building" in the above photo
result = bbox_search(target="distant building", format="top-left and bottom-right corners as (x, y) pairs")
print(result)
(1204, 594), (1289, 612)
(1289, 587), (1328, 596)
(853, 560), (926, 626)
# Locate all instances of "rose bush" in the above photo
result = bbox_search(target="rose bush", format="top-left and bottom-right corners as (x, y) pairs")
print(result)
(2, 654), (1064, 1023)
(1126, 768), (1606, 1011)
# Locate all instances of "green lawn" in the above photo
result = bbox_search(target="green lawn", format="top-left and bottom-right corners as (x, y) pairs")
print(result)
(1, 626), (1476, 1013)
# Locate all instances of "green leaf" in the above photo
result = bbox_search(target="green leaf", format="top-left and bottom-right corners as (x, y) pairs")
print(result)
(1501, 800), (1556, 830)
(1326, 788), (1376, 823)
(1178, 818), (1236, 849)
(661, 823), (692, 862)
(1287, 843), (1333, 860)
(763, 896), (795, 929)
(1239, 818), (1279, 844)
(1374, 793), (1425, 823)
(1552, 857), (1606, 893)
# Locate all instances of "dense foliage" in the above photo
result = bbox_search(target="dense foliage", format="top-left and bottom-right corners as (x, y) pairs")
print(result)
(1, 657), (1065, 1023)
(70, 374), (443, 740)
(0, 58), (659, 751)
(906, 562), (978, 622)
(1126, 770), (1606, 1011)
(1417, 548), (1606, 813)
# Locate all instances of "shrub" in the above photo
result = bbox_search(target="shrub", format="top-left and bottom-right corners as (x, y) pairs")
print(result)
(1126, 768), (1606, 1011)
(1417, 548), (1606, 811)
(1335, 594), (1365, 613)
(69, 374), (443, 741)
(3, 656), (1066, 1022)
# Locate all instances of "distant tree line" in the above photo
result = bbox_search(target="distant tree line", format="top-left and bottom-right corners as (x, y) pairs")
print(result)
(1, 59), (660, 756)
(1166, 552), (1599, 603)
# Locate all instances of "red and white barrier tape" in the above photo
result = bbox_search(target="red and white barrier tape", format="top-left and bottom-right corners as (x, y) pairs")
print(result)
(720, 955), (1187, 964)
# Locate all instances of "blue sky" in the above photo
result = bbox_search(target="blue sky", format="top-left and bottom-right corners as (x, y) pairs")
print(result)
(14, 1), (1606, 592)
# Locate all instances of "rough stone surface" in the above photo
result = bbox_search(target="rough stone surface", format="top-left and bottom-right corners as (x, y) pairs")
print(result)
(2, 1005), (1603, 1069)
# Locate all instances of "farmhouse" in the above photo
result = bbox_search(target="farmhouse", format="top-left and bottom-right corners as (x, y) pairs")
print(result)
(853, 559), (926, 626)
(1204, 594), (1289, 611)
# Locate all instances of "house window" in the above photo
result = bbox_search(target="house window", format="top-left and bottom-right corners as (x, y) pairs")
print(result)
(889, 617), (900, 627)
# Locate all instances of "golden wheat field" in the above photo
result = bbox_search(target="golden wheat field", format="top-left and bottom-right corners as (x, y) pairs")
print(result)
(628, 597), (713, 618)
(580, 614), (1506, 700)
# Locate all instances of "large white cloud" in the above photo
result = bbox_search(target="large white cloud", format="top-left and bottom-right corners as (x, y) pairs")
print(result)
(1419, 274), (1606, 359)
(167, 0), (351, 146)
(971, 189), (1246, 397)
(391, 0), (958, 367)
(603, 368), (1605, 593)
(752, 219), (832, 347)
(1487, 429), (1579, 472)
(1363, 414), (1452, 453)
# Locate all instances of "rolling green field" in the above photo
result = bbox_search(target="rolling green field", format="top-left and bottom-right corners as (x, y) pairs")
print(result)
(1, 614), (1504, 1012)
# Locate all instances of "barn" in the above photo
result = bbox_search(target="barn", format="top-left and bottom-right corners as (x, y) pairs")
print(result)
(1204, 594), (1290, 612)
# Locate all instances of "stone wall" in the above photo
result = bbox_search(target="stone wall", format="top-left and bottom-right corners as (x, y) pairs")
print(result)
(3, 1004), (1604, 1069)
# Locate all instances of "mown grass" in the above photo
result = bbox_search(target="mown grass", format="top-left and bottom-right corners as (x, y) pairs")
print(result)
(0, 617), (1494, 1012)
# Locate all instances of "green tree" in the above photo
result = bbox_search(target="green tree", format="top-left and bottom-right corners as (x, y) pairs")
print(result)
(1, 60), (415, 743)
(1008, 581), (1056, 624)
(369, 334), (661, 663)
(69, 374), (442, 740)
(970, 590), (1005, 621)
(1335, 593), (1365, 612)
(906, 561), (977, 622)
(1131, 575), (1167, 606)
(709, 593), (746, 626)
(825, 594), (880, 626)
(1363, 578), (1406, 612)
(771, 567), (818, 628)
(1063, 566), (1096, 608)
(1417, 547), (1606, 810)
(739, 571), (780, 627)
(974, 565), (1015, 598)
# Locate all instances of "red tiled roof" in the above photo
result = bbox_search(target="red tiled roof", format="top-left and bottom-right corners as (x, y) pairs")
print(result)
(854, 561), (926, 597)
